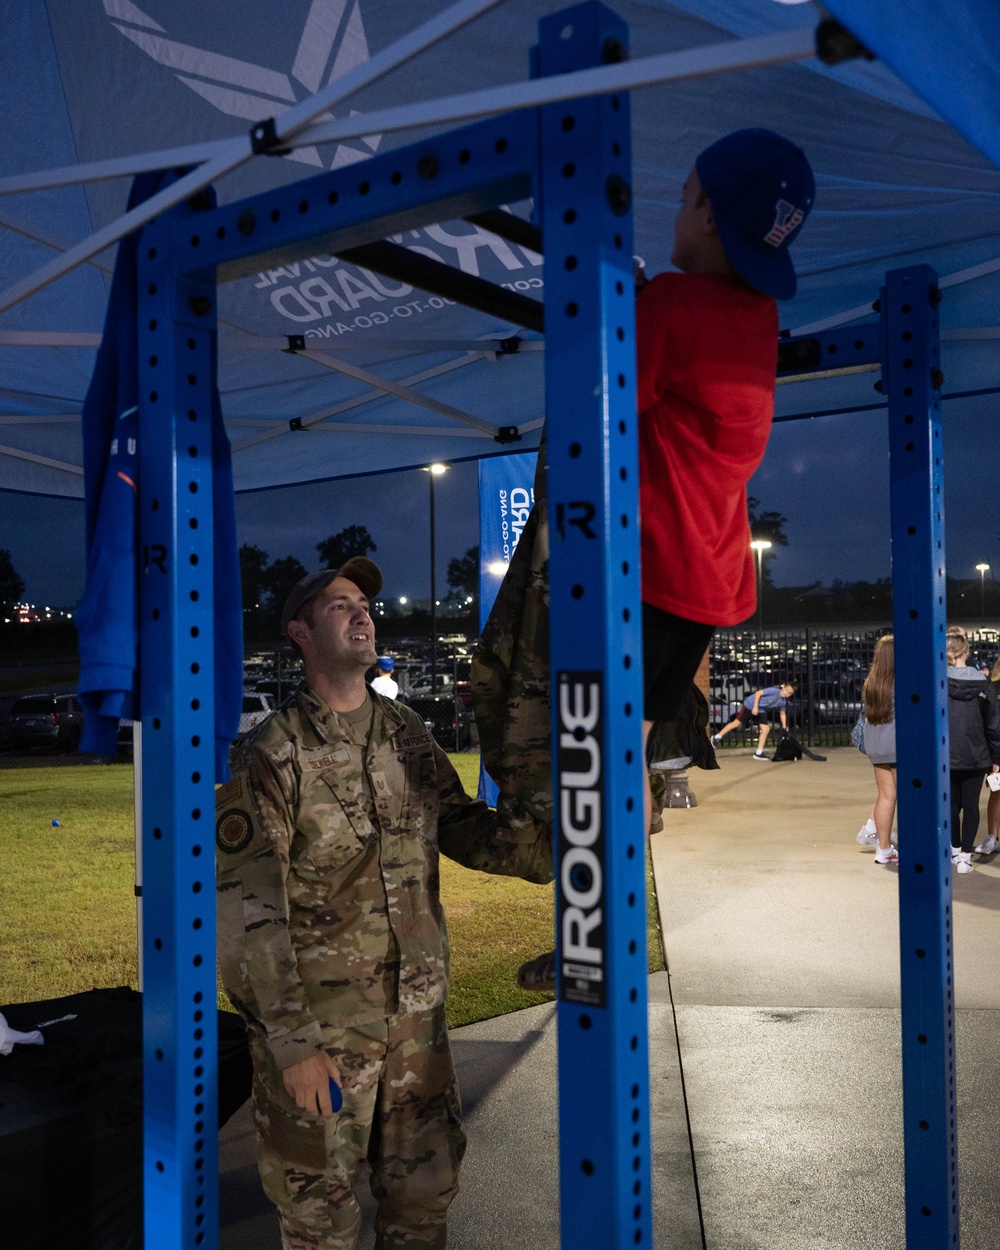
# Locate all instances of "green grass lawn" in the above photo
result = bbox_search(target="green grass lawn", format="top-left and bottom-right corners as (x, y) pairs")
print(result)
(0, 757), (662, 1026)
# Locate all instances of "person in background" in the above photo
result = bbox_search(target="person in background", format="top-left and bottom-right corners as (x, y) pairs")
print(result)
(370, 654), (399, 699)
(861, 635), (898, 866)
(946, 631), (1000, 873)
(976, 655), (1000, 855)
(712, 682), (795, 761)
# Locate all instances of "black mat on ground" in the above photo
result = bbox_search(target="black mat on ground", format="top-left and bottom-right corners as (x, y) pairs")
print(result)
(0, 986), (252, 1250)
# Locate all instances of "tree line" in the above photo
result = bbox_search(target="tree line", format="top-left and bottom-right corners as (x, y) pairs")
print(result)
(239, 528), (480, 639)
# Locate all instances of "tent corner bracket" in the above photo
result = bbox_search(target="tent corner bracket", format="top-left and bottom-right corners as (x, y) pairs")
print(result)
(250, 118), (292, 156)
(815, 17), (875, 66)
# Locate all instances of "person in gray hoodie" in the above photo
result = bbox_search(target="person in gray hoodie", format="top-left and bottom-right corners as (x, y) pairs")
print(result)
(946, 631), (1000, 873)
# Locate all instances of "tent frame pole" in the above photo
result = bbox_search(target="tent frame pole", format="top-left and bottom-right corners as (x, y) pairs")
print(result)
(0, 27), (814, 203)
(0, 0), (509, 317)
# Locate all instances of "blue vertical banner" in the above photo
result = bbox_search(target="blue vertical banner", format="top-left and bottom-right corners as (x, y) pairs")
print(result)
(477, 451), (537, 804)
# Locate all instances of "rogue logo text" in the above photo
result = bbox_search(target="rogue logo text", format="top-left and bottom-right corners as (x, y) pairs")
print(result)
(557, 673), (606, 1008)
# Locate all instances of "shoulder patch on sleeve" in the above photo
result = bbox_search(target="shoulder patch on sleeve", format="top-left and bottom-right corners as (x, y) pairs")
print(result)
(215, 775), (243, 808)
(217, 808), (253, 854)
(398, 730), (434, 750)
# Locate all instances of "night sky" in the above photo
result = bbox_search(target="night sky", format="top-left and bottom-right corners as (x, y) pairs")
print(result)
(3, 391), (997, 614)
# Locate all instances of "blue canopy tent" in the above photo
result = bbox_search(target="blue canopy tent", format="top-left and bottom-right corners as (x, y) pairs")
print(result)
(1, 3), (998, 1248)
(1, 0), (998, 496)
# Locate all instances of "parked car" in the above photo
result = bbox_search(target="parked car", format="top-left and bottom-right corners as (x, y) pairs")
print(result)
(117, 690), (277, 757)
(407, 695), (473, 751)
(7, 692), (84, 752)
(239, 690), (275, 735)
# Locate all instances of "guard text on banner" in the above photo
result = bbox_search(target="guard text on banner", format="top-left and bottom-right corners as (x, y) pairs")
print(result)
(477, 451), (537, 803)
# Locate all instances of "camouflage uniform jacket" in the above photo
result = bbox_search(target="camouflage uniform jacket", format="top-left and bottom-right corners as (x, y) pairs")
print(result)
(216, 682), (552, 1072)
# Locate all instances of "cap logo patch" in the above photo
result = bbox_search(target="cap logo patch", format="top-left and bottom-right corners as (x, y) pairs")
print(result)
(764, 199), (804, 247)
(217, 809), (253, 854)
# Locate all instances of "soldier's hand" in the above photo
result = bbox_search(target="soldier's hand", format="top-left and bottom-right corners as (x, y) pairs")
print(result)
(282, 1050), (342, 1119)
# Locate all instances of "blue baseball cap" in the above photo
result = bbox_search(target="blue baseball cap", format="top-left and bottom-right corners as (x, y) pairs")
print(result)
(695, 129), (814, 300)
(377, 656), (395, 671)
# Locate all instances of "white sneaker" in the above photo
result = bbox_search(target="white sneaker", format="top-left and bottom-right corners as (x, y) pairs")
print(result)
(856, 822), (877, 847)
(951, 846), (962, 864)
(956, 852), (974, 874)
(975, 833), (998, 856)
(874, 845), (899, 865)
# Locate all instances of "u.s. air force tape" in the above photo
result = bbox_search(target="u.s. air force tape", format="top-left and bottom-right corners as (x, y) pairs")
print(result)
(216, 809), (253, 854)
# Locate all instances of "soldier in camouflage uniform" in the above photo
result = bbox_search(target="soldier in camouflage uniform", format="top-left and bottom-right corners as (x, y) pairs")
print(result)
(217, 558), (552, 1250)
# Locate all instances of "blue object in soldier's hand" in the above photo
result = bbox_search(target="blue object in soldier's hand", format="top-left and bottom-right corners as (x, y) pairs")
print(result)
(329, 1077), (343, 1112)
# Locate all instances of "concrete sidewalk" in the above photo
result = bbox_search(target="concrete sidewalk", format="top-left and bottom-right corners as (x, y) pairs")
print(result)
(220, 976), (703, 1250)
(650, 745), (1000, 1250)
(220, 746), (1000, 1248)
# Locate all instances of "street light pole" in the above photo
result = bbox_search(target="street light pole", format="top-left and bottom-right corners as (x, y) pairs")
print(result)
(425, 463), (449, 694)
(429, 469), (436, 693)
(750, 539), (772, 636)
(976, 563), (990, 620)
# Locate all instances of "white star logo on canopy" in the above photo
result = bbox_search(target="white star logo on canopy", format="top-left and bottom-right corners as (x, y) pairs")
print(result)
(103, 0), (382, 169)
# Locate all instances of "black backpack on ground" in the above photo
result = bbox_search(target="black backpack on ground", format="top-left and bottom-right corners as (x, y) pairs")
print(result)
(773, 730), (827, 762)
(772, 731), (803, 761)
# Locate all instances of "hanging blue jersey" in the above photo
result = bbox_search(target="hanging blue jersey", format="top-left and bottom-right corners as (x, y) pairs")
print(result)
(77, 170), (242, 780)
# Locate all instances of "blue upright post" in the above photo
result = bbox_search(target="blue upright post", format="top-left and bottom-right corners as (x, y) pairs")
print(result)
(883, 265), (958, 1246)
(537, 5), (652, 1246)
(138, 212), (220, 1250)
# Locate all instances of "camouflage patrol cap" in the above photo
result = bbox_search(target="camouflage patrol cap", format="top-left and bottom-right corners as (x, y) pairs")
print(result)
(281, 558), (383, 634)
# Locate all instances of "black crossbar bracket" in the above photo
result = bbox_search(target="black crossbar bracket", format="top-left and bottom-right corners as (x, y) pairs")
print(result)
(335, 240), (544, 333)
(464, 210), (542, 255)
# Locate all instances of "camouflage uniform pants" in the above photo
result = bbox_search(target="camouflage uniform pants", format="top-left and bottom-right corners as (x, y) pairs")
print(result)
(252, 1006), (466, 1250)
